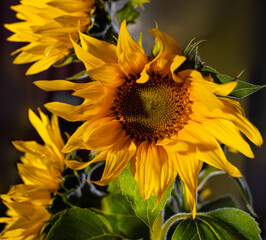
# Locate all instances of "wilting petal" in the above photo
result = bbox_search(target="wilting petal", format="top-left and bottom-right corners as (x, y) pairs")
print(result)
(117, 20), (147, 75)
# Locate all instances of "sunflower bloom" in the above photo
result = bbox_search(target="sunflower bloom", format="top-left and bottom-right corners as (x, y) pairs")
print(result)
(35, 21), (262, 218)
(5, 0), (94, 75)
(0, 109), (66, 239)
(0, 185), (51, 240)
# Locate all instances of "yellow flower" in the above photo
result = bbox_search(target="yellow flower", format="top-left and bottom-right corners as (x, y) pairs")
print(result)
(0, 109), (66, 239)
(5, 0), (94, 75)
(0, 185), (51, 240)
(13, 109), (66, 191)
(35, 21), (262, 218)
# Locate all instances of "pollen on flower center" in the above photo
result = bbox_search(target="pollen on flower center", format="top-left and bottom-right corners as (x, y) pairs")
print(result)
(112, 74), (193, 142)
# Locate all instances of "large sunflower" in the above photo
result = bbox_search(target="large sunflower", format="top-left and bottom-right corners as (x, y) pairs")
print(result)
(5, 0), (94, 75)
(35, 21), (262, 217)
(0, 109), (66, 239)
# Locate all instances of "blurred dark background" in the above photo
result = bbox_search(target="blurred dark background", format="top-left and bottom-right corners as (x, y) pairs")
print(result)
(1, 0), (266, 238)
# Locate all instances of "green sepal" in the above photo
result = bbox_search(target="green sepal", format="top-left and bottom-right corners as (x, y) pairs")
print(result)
(116, 0), (149, 25)
(66, 69), (88, 80)
(52, 53), (77, 68)
(199, 66), (266, 98)
(117, 164), (173, 228)
(44, 207), (124, 240)
(182, 38), (205, 68)
(161, 208), (261, 240)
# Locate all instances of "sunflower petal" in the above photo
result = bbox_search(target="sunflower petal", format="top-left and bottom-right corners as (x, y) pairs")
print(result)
(117, 20), (147, 75)
(87, 63), (125, 88)
(82, 118), (125, 152)
(175, 153), (203, 218)
(66, 151), (108, 170)
(79, 31), (117, 63)
(91, 137), (136, 186)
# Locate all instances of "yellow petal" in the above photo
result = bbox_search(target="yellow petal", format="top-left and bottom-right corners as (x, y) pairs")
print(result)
(87, 63), (125, 88)
(170, 55), (187, 83)
(117, 20), (147, 75)
(134, 141), (176, 207)
(66, 151), (107, 170)
(220, 98), (263, 146)
(203, 119), (255, 158)
(62, 121), (92, 152)
(83, 118), (125, 151)
(70, 36), (105, 70)
(34, 80), (88, 91)
(25, 54), (62, 75)
(79, 31), (117, 63)
(175, 153), (203, 218)
(28, 109), (55, 148)
(148, 27), (182, 75)
(91, 137), (136, 186)
(149, 28), (182, 58)
(12, 141), (44, 155)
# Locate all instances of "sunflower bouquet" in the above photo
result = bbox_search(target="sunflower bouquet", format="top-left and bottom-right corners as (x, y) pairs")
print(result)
(1, 0), (265, 239)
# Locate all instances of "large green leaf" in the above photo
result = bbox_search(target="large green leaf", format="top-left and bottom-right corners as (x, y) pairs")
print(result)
(118, 164), (173, 228)
(199, 195), (238, 212)
(199, 66), (266, 98)
(161, 208), (261, 240)
(44, 207), (123, 240)
(100, 189), (149, 239)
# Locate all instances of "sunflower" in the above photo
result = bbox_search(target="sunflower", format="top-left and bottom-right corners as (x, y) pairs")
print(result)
(0, 109), (66, 239)
(35, 21), (262, 217)
(0, 185), (51, 240)
(5, 0), (94, 75)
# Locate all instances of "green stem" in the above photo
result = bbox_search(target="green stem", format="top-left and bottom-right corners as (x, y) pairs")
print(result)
(160, 213), (192, 240)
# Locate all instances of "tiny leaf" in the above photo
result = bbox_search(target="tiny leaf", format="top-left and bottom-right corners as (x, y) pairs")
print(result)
(118, 164), (173, 228)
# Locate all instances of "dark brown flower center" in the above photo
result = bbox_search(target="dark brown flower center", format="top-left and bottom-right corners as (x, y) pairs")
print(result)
(112, 74), (193, 142)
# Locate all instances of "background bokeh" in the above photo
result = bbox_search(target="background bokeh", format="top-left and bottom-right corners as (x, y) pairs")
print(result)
(1, 0), (266, 237)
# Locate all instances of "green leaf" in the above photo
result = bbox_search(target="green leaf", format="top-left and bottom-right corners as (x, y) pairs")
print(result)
(199, 195), (238, 212)
(100, 192), (149, 239)
(162, 208), (261, 240)
(231, 176), (257, 217)
(44, 207), (123, 240)
(118, 164), (173, 228)
(197, 165), (257, 217)
(197, 165), (224, 191)
(199, 66), (266, 98)
(230, 80), (266, 99)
